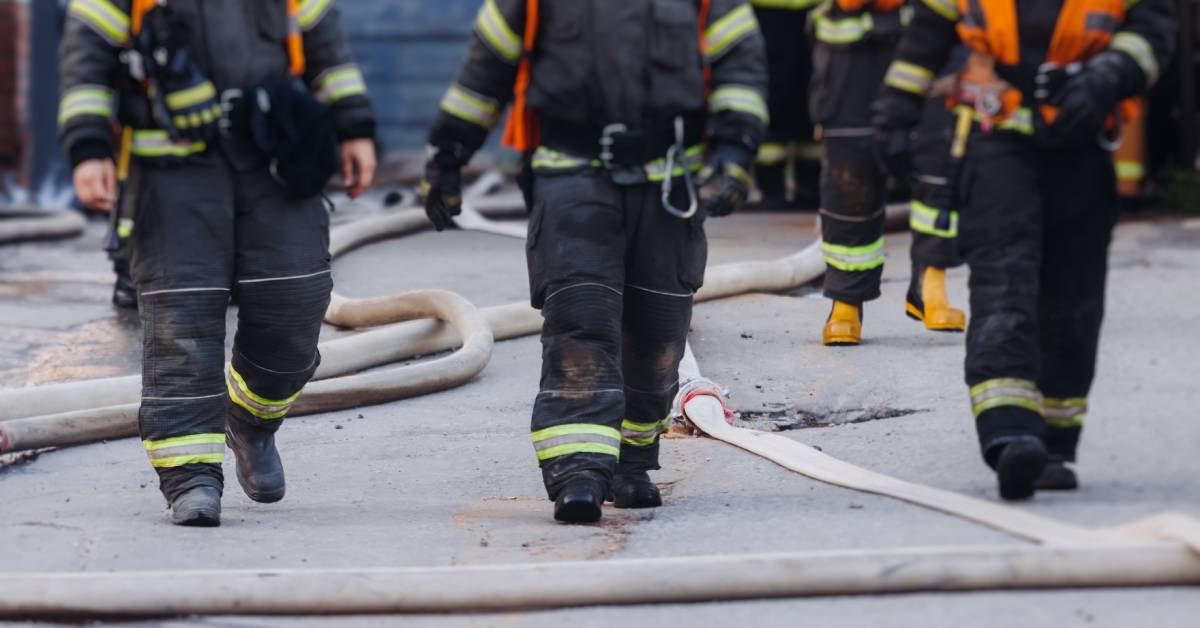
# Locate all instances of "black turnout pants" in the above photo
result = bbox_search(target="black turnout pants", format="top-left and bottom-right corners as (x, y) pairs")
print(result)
(754, 5), (814, 200)
(526, 169), (705, 499)
(909, 97), (962, 270)
(810, 40), (895, 303)
(130, 151), (332, 502)
(960, 132), (1118, 463)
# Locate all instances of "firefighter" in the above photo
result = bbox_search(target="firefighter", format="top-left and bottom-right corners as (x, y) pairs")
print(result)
(422, 0), (766, 523)
(810, 0), (968, 346)
(873, 0), (1174, 499)
(750, 0), (819, 209)
(61, 0), (376, 526)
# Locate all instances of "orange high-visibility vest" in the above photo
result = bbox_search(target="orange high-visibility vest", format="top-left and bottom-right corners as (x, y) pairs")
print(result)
(955, 0), (1138, 125)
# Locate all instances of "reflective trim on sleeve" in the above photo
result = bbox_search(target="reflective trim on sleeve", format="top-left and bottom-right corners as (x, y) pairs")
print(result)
(1116, 160), (1144, 181)
(312, 64), (368, 104)
(130, 130), (207, 158)
(821, 237), (885, 272)
(813, 10), (873, 45)
(1043, 397), (1087, 429)
(970, 378), (1044, 417)
(475, 0), (522, 64)
(165, 81), (217, 111)
(531, 424), (621, 462)
(143, 433), (225, 469)
(620, 416), (670, 448)
(227, 366), (303, 421)
(296, 0), (334, 31)
(909, 200), (958, 238)
(67, 0), (130, 47)
(705, 4), (759, 61)
(884, 60), (935, 96)
(709, 84), (769, 123)
(921, 0), (960, 20)
(756, 142), (788, 166)
(440, 83), (501, 129)
(644, 144), (706, 182)
(58, 85), (115, 127)
(1110, 32), (1159, 86)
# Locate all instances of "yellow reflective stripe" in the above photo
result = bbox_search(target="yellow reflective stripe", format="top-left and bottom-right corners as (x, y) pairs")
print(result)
(1111, 32), (1159, 86)
(530, 147), (600, 170)
(813, 10), (873, 44)
(67, 0), (130, 46)
(296, 0), (334, 30)
(909, 200), (958, 238)
(144, 433), (225, 468)
(313, 64), (367, 103)
(756, 142), (788, 166)
(531, 424), (621, 461)
(58, 85), (115, 126)
(621, 417), (669, 447)
(165, 81), (217, 111)
(116, 218), (134, 238)
(645, 144), (706, 182)
(440, 83), (501, 129)
(970, 378), (1043, 417)
(1116, 160), (1144, 181)
(705, 4), (759, 60)
(751, 0), (823, 8)
(921, 0), (959, 20)
(1043, 397), (1087, 428)
(227, 366), (302, 420)
(884, 61), (935, 96)
(709, 85), (769, 123)
(821, 237), (885, 271)
(475, 0), (522, 64)
(130, 130), (207, 158)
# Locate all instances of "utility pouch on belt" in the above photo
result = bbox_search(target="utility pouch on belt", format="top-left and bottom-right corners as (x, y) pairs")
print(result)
(243, 78), (340, 199)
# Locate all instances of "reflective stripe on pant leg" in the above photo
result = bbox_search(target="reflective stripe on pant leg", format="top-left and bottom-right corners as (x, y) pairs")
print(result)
(144, 433), (225, 468)
(1043, 396), (1086, 461)
(227, 365), (303, 420)
(620, 415), (670, 447)
(819, 134), (887, 302)
(532, 424), (622, 461)
(970, 378), (1044, 417)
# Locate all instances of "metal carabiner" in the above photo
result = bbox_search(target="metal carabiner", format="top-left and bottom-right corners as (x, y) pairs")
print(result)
(661, 116), (699, 219)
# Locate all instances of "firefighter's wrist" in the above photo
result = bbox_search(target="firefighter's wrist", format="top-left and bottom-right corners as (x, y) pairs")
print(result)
(336, 119), (376, 142)
(68, 138), (115, 170)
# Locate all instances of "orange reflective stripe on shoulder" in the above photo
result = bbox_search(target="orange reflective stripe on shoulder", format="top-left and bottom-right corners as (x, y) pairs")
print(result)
(956, 0), (1018, 65)
(1046, 0), (1124, 65)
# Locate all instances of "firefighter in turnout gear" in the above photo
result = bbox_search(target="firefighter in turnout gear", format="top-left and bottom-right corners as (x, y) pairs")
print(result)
(424, 0), (766, 523)
(749, 0), (820, 209)
(810, 0), (968, 345)
(60, 0), (376, 526)
(873, 0), (1174, 499)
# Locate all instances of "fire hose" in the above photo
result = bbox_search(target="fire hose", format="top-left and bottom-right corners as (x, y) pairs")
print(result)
(1, 178), (1199, 617)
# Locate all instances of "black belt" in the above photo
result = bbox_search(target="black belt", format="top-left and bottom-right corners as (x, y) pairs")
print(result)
(539, 113), (705, 167)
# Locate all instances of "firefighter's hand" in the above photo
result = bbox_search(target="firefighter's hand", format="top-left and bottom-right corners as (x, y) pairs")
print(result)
(1048, 70), (1117, 144)
(73, 158), (117, 213)
(341, 138), (376, 199)
(420, 152), (463, 231)
(875, 127), (913, 182)
(699, 160), (752, 218)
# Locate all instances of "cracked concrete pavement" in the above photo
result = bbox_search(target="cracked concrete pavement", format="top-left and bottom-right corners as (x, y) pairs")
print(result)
(1, 206), (1198, 627)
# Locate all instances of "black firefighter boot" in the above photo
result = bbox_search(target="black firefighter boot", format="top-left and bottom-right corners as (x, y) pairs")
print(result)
(611, 471), (662, 509)
(554, 474), (607, 524)
(226, 417), (286, 503)
(985, 435), (1048, 501)
(1036, 460), (1079, 491)
(170, 486), (222, 527)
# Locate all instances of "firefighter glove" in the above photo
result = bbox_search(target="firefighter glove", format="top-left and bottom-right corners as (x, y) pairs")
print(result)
(420, 150), (463, 231)
(699, 147), (752, 217)
(1048, 69), (1117, 144)
(875, 127), (913, 182)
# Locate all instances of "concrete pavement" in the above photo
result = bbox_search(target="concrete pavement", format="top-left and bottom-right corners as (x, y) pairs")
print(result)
(1, 207), (1198, 626)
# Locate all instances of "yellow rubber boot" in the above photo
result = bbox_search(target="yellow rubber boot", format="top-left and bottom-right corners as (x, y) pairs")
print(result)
(822, 300), (862, 346)
(905, 266), (966, 332)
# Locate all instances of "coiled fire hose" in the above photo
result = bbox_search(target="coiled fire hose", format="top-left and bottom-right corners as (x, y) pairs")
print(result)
(1, 177), (1198, 617)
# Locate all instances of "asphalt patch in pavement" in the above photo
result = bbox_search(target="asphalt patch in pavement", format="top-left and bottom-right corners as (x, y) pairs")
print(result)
(735, 406), (926, 432)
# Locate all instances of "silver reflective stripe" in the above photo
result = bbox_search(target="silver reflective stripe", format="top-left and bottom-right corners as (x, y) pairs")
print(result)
(534, 433), (621, 452)
(1110, 32), (1159, 86)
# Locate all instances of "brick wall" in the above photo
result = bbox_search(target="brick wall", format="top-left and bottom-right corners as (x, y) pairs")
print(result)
(0, 0), (29, 173)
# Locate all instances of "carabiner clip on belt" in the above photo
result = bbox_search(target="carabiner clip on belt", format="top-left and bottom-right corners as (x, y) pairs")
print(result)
(661, 116), (699, 220)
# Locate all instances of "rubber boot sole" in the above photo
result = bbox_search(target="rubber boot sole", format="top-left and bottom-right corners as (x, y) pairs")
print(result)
(173, 509), (221, 527)
(554, 499), (602, 523)
(238, 479), (285, 504)
(1035, 462), (1079, 491)
(996, 439), (1048, 501)
(905, 301), (965, 333)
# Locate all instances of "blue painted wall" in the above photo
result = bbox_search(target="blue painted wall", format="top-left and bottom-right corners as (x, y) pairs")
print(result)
(340, 0), (479, 153)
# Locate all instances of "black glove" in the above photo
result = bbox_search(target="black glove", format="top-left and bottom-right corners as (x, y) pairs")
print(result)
(420, 150), (463, 231)
(699, 146), (753, 218)
(1047, 69), (1118, 145)
(159, 63), (222, 143)
(874, 127), (913, 182)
